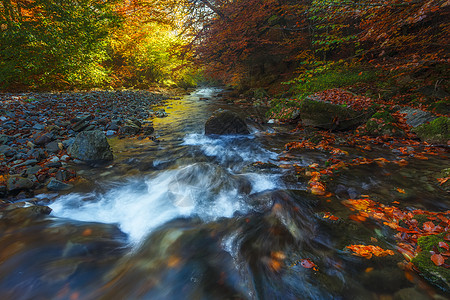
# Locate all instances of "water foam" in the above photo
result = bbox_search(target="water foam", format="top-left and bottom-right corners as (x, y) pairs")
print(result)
(50, 163), (278, 245)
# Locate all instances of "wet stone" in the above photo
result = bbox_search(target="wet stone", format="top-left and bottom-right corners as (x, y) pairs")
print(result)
(47, 178), (73, 191)
(7, 176), (34, 192)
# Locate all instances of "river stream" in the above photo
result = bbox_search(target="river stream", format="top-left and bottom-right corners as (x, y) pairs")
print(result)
(0, 88), (448, 299)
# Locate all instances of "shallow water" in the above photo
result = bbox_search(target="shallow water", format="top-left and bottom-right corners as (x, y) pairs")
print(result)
(1, 88), (449, 299)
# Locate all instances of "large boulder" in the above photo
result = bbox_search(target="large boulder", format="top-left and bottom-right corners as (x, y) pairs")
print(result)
(68, 130), (113, 161)
(299, 96), (373, 131)
(205, 110), (249, 135)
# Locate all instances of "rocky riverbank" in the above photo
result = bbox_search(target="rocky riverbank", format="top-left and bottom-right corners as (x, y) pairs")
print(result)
(0, 89), (177, 200)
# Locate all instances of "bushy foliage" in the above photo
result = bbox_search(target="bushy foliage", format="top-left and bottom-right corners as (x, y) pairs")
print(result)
(0, 0), (119, 90)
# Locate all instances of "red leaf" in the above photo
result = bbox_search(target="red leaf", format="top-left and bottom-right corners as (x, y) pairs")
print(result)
(423, 221), (436, 232)
(431, 253), (445, 266)
(439, 242), (450, 251)
(444, 233), (450, 241)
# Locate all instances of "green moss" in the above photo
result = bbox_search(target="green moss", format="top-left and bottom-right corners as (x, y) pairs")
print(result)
(363, 110), (405, 137)
(412, 214), (431, 228)
(411, 233), (450, 292)
(413, 117), (450, 144)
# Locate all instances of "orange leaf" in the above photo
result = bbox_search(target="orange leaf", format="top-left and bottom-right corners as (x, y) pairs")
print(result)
(431, 253), (445, 266)
(396, 188), (406, 194)
(300, 259), (316, 269)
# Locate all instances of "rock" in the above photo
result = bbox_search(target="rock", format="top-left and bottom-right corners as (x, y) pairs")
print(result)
(34, 133), (54, 145)
(0, 134), (11, 145)
(119, 125), (140, 135)
(0, 145), (11, 154)
(154, 109), (168, 118)
(363, 110), (405, 137)
(46, 161), (62, 168)
(107, 123), (120, 131)
(413, 117), (449, 144)
(68, 130), (113, 161)
(7, 176), (34, 191)
(142, 126), (154, 135)
(394, 288), (429, 300)
(205, 110), (250, 135)
(55, 169), (68, 182)
(47, 178), (73, 191)
(13, 159), (38, 168)
(71, 115), (93, 132)
(1, 205), (52, 223)
(45, 141), (60, 153)
(106, 130), (116, 136)
(26, 165), (42, 176)
(398, 107), (437, 127)
(299, 96), (372, 131)
(32, 123), (46, 130)
(411, 233), (450, 293)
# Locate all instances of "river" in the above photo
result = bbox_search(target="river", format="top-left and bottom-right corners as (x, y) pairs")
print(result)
(0, 88), (448, 299)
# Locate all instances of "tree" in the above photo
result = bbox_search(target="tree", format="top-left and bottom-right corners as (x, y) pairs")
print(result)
(0, 0), (118, 89)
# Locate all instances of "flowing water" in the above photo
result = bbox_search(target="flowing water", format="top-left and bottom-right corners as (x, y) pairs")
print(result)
(0, 88), (449, 299)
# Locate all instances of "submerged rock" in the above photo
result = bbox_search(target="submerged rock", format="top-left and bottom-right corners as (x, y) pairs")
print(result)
(205, 110), (249, 135)
(68, 130), (113, 161)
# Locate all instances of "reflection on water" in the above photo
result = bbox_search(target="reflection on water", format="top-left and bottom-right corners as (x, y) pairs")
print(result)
(0, 88), (448, 299)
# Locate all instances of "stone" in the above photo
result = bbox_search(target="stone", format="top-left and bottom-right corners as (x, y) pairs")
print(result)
(55, 169), (68, 182)
(205, 110), (250, 135)
(46, 141), (60, 153)
(398, 107), (437, 128)
(142, 126), (154, 135)
(413, 117), (449, 144)
(34, 133), (54, 145)
(119, 125), (140, 135)
(154, 109), (168, 118)
(47, 178), (73, 191)
(394, 288), (429, 300)
(26, 165), (42, 176)
(299, 96), (372, 131)
(13, 159), (38, 168)
(0, 134), (10, 145)
(32, 123), (46, 130)
(7, 176), (34, 191)
(68, 130), (113, 161)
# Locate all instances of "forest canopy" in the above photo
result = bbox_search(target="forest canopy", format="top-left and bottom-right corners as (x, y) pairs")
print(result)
(0, 0), (448, 91)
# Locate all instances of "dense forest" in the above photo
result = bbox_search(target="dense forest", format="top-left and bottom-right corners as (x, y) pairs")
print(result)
(1, 1), (448, 93)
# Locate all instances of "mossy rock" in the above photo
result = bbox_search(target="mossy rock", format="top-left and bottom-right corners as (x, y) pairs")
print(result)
(413, 117), (450, 144)
(362, 110), (405, 137)
(299, 97), (372, 131)
(411, 233), (450, 292)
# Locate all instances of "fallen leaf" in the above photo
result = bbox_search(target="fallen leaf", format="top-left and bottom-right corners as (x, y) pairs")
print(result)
(431, 253), (445, 266)
(300, 259), (316, 269)
(439, 242), (450, 251)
